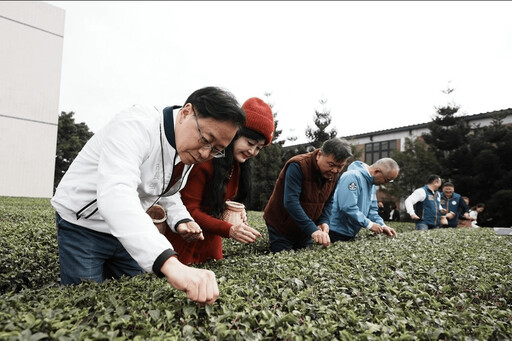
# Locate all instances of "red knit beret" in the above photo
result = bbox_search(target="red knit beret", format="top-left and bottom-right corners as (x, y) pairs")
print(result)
(242, 97), (275, 146)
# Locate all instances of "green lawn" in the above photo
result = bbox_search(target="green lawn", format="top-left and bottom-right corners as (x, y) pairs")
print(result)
(1, 197), (511, 340)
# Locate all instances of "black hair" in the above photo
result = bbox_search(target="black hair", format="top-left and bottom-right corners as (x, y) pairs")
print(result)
(321, 138), (352, 161)
(185, 86), (246, 128)
(442, 181), (454, 188)
(239, 127), (266, 144)
(207, 140), (235, 219)
(427, 174), (441, 184)
(206, 131), (259, 218)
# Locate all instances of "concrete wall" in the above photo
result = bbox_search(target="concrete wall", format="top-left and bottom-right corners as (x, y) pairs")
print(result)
(0, 2), (65, 198)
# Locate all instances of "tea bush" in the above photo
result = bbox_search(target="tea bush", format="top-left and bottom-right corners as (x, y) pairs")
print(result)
(0, 197), (60, 292)
(1, 197), (511, 340)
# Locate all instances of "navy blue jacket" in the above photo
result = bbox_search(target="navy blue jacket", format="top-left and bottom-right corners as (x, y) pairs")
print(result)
(440, 192), (469, 227)
(414, 185), (442, 227)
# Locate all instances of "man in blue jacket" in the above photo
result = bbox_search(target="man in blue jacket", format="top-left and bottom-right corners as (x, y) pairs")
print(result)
(329, 158), (399, 242)
(440, 182), (470, 227)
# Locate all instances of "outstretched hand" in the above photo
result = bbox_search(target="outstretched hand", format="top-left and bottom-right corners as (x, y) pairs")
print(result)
(176, 221), (204, 242)
(161, 256), (219, 305)
(382, 226), (397, 237)
(370, 223), (383, 234)
(312, 230), (330, 247)
(229, 223), (262, 244)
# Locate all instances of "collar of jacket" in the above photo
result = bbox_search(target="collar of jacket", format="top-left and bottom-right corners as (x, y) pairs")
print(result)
(163, 105), (182, 149)
(350, 160), (374, 186)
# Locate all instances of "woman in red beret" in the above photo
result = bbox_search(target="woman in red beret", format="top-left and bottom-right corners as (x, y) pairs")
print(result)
(166, 97), (275, 264)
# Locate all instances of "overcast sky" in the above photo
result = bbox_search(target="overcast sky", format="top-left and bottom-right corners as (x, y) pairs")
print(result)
(48, 1), (512, 145)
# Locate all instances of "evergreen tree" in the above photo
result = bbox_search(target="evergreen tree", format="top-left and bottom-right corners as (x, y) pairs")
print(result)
(422, 88), (471, 182)
(282, 129), (308, 162)
(248, 142), (282, 211)
(341, 141), (364, 171)
(486, 189), (512, 227)
(465, 114), (512, 225)
(305, 99), (337, 148)
(54, 111), (94, 191)
(350, 144), (364, 162)
(389, 137), (441, 201)
(262, 92), (284, 146)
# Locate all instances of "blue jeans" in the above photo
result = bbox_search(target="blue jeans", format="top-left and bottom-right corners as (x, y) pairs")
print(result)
(267, 224), (312, 253)
(56, 213), (143, 285)
(416, 223), (439, 231)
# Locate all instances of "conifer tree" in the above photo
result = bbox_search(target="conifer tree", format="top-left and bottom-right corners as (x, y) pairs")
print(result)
(305, 99), (337, 148)
(54, 111), (93, 191)
(422, 87), (471, 182)
(466, 114), (512, 226)
(388, 137), (441, 201)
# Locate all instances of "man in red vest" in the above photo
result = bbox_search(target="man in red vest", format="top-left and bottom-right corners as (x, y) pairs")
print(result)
(263, 138), (352, 252)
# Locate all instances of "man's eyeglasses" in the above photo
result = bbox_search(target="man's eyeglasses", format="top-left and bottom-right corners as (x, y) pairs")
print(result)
(192, 110), (225, 158)
(378, 169), (394, 183)
(384, 177), (394, 183)
(382, 172), (394, 183)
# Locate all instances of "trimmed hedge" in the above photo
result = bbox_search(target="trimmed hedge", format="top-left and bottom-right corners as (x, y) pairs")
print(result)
(1, 197), (511, 340)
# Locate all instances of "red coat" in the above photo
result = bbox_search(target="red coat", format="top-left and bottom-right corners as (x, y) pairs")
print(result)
(166, 160), (240, 264)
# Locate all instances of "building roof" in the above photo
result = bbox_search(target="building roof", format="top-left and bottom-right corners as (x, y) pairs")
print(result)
(341, 108), (512, 140)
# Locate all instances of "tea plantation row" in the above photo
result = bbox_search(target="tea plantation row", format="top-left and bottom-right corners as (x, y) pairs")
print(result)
(1, 196), (511, 340)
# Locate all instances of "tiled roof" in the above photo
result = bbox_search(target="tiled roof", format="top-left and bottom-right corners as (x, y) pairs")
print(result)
(341, 108), (512, 139)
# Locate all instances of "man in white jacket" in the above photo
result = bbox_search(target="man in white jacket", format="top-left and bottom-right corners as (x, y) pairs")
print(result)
(51, 87), (246, 305)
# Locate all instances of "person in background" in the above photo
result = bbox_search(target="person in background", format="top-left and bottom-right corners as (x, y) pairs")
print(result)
(462, 196), (470, 207)
(439, 182), (470, 228)
(329, 158), (399, 242)
(263, 138), (353, 252)
(388, 203), (400, 222)
(166, 97), (274, 264)
(457, 196), (473, 228)
(377, 201), (387, 221)
(470, 203), (486, 228)
(404, 174), (444, 230)
(51, 86), (246, 305)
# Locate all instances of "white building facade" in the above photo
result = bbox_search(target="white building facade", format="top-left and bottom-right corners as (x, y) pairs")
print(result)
(0, 2), (65, 198)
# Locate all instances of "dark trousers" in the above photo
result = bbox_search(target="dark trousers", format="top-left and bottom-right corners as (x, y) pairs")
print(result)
(329, 230), (355, 243)
(267, 224), (312, 253)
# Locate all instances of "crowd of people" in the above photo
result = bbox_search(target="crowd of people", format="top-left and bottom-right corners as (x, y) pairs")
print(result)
(404, 175), (488, 230)
(50, 86), (496, 305)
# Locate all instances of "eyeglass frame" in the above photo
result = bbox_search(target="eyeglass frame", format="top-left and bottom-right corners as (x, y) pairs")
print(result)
(377, 169), (394, 183)
(383, 176), (394, 183)
(191, 109), (225, 158)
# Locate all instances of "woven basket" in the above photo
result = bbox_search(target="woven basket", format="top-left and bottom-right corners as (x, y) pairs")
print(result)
(146, 204), (168, 234)
(221, 201), (246, 226)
